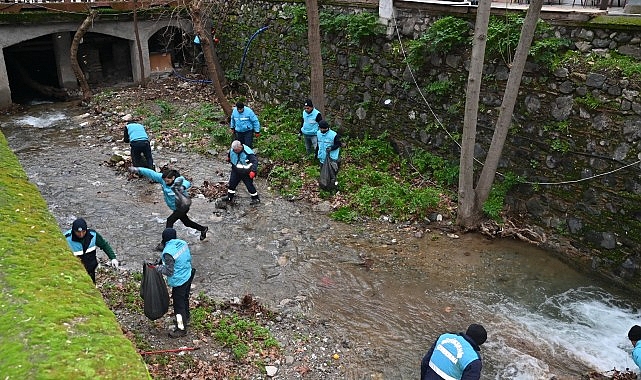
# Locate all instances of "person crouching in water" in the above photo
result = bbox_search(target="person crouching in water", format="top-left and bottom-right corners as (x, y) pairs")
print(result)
(128, 166), (208, 250)
(154, 228), (195, 338)
(226, 140), (260, 205)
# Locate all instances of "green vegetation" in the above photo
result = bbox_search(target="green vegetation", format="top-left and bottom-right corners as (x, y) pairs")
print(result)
(0, 134), (150, 379)
(425, 79), (453, 98)
(406, 16), (470, 68)
(483, 173), (523, 221)
(406, 14), (569, 70)
(575, 93), (602, 110)
(284, 6), (384, 44)
(320, 11), (385, 45)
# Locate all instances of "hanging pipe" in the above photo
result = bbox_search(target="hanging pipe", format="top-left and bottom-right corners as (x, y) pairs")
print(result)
(238, 25), (269, 76)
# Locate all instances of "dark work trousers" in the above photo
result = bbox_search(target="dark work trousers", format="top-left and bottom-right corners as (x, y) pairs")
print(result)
(234, 130), (254, 148)
(130, 140), (154, 169)
(228, 170), (257, 196)
(172, 268), (196, 326)
(164, 209), (206, 242)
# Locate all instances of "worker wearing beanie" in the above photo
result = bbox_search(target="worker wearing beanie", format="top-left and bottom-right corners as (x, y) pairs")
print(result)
(420, 323), (487, 380)
(153, 228), (195, 338)
(628, 325), (641, 369)
(64, 218), (119, 284)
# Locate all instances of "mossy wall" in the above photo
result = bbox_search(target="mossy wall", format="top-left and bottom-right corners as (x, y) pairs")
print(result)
(0, 132), (150, 379)
(214, 0), (641, 290)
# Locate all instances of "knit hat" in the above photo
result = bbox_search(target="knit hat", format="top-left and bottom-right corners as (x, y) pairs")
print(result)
(72, 218), (87, 232)
(236, 101), (244, 109)
(465, 324), (487, 346)
(629, 325), (641, 341)
(162, 228), (177, 243)
(304, 99), (313, 107)
(318, 120), (329, 130)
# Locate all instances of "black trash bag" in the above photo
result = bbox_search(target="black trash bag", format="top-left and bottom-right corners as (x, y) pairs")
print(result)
(172, 185), (192, 213)
(319, 158), (339, 191)
(140, 262), (170, 321)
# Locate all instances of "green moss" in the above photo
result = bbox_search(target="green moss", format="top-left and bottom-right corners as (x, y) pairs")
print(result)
(0, 133), (149, 379)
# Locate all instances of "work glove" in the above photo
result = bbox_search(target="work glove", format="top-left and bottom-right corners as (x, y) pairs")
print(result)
(128, 166), (139, 174)
(325, 147), (331, 153)
(255, 132), (260, 138)
(249, 171), (256, 180)
(110, 259), (119, 268)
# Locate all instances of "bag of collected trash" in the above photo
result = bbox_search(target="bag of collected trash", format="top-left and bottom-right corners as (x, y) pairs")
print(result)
(140, 262), (169, 321)
(173, 185), (192, 212)
(319, 158), (339, 191)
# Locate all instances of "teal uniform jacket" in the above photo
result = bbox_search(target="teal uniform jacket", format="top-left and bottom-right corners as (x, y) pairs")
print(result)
(230, 106), (260, 133)
(301, 108), (321, 136)
(125, 123), (149, 142)
(161, 238), (192, 287)
(137, 167), (191, 211)
(229, 145), (258, 174)
(317, 129), (340, 164)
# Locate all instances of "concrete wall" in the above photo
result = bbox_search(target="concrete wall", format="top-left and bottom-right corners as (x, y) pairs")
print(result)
(0, 18), (192, 107)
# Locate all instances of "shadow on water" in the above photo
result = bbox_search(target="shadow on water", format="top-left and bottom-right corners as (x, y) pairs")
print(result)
(2, 103), (640, 379)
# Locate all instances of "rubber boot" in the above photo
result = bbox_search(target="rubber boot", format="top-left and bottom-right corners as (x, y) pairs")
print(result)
(169, 314), (187, 338)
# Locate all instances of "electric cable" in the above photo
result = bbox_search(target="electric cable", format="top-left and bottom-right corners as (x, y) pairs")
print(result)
(390, 8), (640, 187)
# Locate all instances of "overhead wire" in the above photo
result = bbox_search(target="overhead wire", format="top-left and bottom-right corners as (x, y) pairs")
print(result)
(389, 6), (640, 187)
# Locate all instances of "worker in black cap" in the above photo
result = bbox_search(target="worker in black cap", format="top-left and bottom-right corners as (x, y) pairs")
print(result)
(628, 325), (641, 369)
(420, 323), (487, 380)
(64, 218), (118, 284)
(300, 99), (323, 156)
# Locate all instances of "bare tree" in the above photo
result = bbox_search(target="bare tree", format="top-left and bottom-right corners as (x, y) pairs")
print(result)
(306, 0), (325, 114)
(188, 0), (232, 116)
(133, 0), (147, 87)
(70, 10), (98, 102)
(457, 0), (544, 229)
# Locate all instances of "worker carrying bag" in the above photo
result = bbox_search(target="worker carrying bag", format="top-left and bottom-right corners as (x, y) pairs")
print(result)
(140, 262), (170, 321)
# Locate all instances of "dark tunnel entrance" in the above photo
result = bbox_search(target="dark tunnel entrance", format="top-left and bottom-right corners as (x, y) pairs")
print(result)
(5, 32), (133, 104)
(4, 34), (62, 104)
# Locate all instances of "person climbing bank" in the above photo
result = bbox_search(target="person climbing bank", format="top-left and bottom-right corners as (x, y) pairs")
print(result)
(64, 217), (119, 284)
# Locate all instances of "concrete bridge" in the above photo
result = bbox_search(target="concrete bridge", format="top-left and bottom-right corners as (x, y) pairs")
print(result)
(0, 2), (194, 108)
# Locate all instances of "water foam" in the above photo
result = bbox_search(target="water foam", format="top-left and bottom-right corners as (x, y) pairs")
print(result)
(13, 112), (67, 128)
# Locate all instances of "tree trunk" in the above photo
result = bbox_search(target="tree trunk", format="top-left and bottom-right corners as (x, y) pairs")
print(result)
(133, 0), (147, 87)
(70, 10), (97, 102)
(189, 0), (231, 116)
(457, 0), (492, 229)
(475, 0), (544, 203)
(457, 0), (544, 229)
(306, 0), (325, 115)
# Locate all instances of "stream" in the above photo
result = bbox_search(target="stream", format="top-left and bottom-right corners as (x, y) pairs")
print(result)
(1, 103), (640, 379)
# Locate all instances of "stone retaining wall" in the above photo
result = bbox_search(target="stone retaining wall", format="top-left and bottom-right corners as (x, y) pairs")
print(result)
(217, 0), (641, 290)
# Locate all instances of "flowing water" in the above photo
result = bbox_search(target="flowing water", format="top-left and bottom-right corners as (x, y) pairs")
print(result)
(2, 103), (640, 379)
